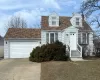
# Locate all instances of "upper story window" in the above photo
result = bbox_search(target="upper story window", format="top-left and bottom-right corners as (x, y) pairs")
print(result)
(52, 21), (56, 25)
(76, 18), (79, 25)
(52, 17), (56, 20)
(49, 12), (59, 26)
(51, 16), (57, 26)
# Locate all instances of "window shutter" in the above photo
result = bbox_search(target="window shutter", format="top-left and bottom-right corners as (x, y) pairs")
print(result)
(46, 33), (49, 43)
(55, 33), (58, 41)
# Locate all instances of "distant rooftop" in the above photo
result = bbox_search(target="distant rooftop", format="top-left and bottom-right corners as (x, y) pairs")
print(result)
(0, 36), (4, 46)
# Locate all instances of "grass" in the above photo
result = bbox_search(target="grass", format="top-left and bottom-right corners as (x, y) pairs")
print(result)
(41, 60), (100, 80)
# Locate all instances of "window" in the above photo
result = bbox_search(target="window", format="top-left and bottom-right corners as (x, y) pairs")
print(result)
(76, 18), (79, 25)
(76, 22), (79, 25)
(82, 33), (87, 44)
(78, 33), (81, 44)
(51, 16), (57, 26)
(78, 33), (89, 44)
(46, 33), (49, 43)
(52, 17), (56, 20)
(46, 33), (58, 43)
(49, 14), (59, 26)
(52, 21), (56, 25)
(76, 18), (79, 21)
(50, 33), (54, 43)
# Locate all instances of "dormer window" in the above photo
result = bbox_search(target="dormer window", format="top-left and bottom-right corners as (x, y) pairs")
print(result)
(52, 21), (56, 25)
(51, 16), (57, 26)
(70, 13), (83, 27)
(76, 18), (79, 25)
(52, 17), (56, 20)
(49, 12), (59, 26)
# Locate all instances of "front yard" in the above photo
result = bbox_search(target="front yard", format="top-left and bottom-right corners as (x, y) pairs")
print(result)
(41, 60), (100, 80)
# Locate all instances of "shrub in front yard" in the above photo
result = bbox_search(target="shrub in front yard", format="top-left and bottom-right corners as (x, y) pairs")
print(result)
(95, 48), (100, 57)
(29, 41), (69, 62)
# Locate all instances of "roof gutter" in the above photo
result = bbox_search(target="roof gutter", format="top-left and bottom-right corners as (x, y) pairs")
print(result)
(5, 38), (41, 40)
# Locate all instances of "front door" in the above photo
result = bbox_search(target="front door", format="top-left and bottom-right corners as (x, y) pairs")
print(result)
(70, 32), (77, 50)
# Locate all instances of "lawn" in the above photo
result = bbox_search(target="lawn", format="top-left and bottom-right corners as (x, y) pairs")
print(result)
(41, 60), (100, 80)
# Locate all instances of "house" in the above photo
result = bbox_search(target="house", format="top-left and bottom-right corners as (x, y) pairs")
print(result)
(0, 36), (4, 46)
(4, 12), (93, 59)
(0, 35), (4, 57)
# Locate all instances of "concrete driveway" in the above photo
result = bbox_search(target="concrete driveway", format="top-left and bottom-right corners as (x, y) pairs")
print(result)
(0, 59), (41, 80)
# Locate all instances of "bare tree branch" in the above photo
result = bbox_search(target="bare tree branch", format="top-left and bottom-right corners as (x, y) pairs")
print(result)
(5, 15), (27, 31)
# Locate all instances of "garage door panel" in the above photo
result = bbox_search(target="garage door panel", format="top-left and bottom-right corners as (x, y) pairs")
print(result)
(10, 41), (40, 58)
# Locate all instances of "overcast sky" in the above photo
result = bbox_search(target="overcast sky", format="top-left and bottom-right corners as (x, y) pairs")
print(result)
(0, 0), (83, 36)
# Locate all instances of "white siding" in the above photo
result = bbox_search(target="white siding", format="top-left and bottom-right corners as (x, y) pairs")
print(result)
(4, 40), (10, 59)
(58, 32), (62, 42)
(89, 32), (94, 56)
(41, 31), (46, 44)
(61, 31), (65, 44)
(62, 26), (78, 46)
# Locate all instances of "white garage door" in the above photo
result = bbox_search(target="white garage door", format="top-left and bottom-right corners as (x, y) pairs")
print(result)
(10, 41), (40, 58)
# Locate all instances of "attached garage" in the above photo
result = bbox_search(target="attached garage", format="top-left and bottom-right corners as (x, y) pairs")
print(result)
(10, 41), (40, 58)
(4, 28), (41, 59)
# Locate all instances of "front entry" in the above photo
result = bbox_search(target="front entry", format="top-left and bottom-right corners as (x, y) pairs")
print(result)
(70, 32), (77, 50)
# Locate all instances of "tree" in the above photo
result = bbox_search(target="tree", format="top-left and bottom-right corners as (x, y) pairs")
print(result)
(5, 15), (27, 31)
(80, 0), (100, 53)
(32, 22), (41, 28)
(80, 0), (100, 27)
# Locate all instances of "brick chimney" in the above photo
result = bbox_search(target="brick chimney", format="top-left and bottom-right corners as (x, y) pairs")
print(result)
(82, 13), (84, 21)
(81, 13), (85, 27)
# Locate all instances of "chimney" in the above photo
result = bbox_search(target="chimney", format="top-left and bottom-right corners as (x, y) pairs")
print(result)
(82, 13), (85, 21)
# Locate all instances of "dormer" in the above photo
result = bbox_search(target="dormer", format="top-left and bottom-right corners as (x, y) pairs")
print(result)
(49, 12), (59, 27)
(70, 13), (82, 27)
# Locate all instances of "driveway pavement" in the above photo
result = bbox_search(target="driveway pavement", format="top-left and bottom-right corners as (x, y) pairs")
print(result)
(0, 59), (41, 80)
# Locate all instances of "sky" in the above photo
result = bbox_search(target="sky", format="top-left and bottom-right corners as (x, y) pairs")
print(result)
(0, 0), (83, 36)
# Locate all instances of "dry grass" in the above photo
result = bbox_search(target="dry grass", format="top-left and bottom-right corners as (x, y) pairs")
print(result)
(41, 60), (100, 80)
(0, 46), (4, 57)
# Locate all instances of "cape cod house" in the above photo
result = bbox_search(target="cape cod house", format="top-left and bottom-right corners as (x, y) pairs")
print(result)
(4, 12), (94, 59)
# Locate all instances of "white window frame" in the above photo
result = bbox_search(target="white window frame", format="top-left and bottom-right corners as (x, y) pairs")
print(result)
(76, 17), (80, 26)
(46, 32), (58, 44)
(49, 15), (59, 27)
(81, 33), (88, 44)
(51, 17), (57, 26)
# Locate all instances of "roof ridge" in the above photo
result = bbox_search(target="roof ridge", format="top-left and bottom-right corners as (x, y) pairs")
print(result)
(9, 28), (41, 30)
(42, 16), (72, 17)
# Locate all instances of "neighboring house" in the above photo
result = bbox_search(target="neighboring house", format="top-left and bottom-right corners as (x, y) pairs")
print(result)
(0, 35), (4, 57)
(4, 12), (94, 59)
(0, 36), (4, 46)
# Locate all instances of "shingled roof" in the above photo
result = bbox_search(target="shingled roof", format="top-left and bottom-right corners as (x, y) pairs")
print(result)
(41, 16), (72, 30)
(5, 28), (41, 39)
(5, 16), (93, 39)
(41, 16), (92, 31)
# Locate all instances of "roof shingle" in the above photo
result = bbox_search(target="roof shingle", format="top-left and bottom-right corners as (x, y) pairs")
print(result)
(5, 16), (93, 39)
(41, 16), (72, 30)
(5, 28), (41, 39)
(41, 16), (92, 31)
